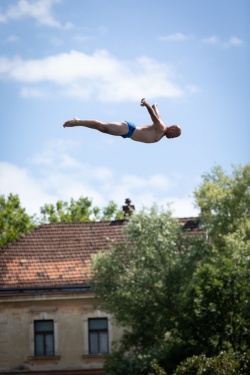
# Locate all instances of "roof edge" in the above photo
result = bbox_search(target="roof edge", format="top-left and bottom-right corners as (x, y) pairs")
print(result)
(0, 284), (91, 295)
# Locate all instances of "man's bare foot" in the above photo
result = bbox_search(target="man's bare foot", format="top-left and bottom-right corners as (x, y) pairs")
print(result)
(63, 118), (79, 127)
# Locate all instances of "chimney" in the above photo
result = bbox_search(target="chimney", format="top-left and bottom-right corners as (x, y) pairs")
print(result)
(122, 198), (135, 217)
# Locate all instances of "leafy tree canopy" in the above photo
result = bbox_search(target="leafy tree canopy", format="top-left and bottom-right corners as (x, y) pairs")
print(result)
(182, 163), (250, 355)
(0, 193), (35, 247)
(91, 205), (209, 354)
(39, 196), (124, 223)
(194, 163), (250, 248)
(90, 164), (250, 374)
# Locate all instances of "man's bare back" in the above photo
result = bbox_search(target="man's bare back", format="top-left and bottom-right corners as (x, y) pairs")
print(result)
(63, 98), (181, 144)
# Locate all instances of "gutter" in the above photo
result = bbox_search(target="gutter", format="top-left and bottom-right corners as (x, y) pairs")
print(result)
(0, 284), (92, 295)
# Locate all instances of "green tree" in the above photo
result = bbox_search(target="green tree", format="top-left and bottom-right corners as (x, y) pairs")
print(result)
(90, 164), (250, 374)
(179, 164), (250, 355)
(0, 194), (35, 247)
(90, 205), (209, 373)
(194, 164), (250, 248)
(179, 251), (250, 356)
(39, 196), (124, 223)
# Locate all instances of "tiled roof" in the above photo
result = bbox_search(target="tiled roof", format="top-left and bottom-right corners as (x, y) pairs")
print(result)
(0, 221), (127, 290)
(0, 218), (203, 291)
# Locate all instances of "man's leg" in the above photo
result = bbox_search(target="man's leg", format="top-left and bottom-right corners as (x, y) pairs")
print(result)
(63, 119), (129, 136)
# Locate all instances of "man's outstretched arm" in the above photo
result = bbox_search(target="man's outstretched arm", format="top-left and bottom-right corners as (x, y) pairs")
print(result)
(140, 98), (162, 125)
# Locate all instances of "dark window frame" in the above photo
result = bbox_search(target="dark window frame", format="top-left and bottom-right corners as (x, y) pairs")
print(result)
(34, 320), (55, 357)
(88, 318), (108, 355)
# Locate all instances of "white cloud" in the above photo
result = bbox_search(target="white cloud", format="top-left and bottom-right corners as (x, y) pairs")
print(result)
(0, 161), (57, 215)
(158, 33), (243, 50)
(223, 36), (243, 48)
(30, 139), (81, 165)
(0, 49), (190, 101)
(73, 34), (92, 44)
(20, 86), (48, 98)
(50, 36), (64, 46)
(186, 84), (201, 94)
(0, 140), (199, 218)
(202, 35), (220, 45)
(121, 174), (173, 190)
(3, 35), (19, 44)
(0, 0), (72, 29)
(228, 36), (243, 46)
(202, 35), (243, 48)
(158, 33), (191, 42)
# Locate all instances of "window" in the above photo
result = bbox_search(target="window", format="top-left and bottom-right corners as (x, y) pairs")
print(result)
(34, 320), (54, 356)
(88, 318), (108, 355)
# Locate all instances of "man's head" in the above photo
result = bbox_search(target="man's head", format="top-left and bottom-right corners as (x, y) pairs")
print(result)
(165, 125), (182, 139)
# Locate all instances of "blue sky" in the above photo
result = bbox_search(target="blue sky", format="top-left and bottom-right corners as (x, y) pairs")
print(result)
(0, 0), (249, 218)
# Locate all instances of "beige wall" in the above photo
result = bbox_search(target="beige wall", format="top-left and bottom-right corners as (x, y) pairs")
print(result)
(0, 291), (123, 373)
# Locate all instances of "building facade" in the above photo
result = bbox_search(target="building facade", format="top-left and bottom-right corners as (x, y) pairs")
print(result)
(0, 287), (123, 374)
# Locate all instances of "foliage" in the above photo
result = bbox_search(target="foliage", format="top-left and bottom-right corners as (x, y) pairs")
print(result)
(92, 206), (201, 342)
(194, 163), (250, 248)
(91, 164), (250, 374)
(39, 196), (124, 222)
(179, 251), (250, 355)
(150, 360), (167, 375)
(182, 164), (250, 355)
(174, 351), (250, 375)
(91, 205), (210, 372)
(104, 349), (167, 375)
(0, 193), (35, 247)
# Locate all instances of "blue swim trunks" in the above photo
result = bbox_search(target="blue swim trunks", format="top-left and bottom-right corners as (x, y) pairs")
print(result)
(121, 121), (136, 139)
